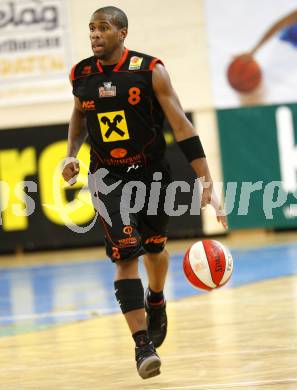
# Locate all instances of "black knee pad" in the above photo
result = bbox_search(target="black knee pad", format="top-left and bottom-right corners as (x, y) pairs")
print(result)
(114, 279), (144, 314)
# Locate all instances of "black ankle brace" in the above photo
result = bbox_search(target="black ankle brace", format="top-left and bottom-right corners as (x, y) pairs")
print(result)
(133, 330), (150, 347)
(147, 288), (164, 305)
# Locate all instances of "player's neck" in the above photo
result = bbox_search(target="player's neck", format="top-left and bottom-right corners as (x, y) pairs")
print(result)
(99, 45), (125, 66)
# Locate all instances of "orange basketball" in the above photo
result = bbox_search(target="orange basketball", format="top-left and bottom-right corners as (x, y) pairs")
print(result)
(227, 55), (262, 93)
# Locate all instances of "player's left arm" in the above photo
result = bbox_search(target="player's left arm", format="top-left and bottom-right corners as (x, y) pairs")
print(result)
(152, 63), (227, 229)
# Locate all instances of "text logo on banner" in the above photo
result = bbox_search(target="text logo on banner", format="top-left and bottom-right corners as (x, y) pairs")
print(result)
(0, 0), (72, 106)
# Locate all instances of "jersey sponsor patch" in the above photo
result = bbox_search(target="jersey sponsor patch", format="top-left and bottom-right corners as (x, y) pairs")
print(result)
(102, 154), (143, 166)
(123, 225), (133, 235)
(82, 100), (95, 110)
(129, 56), (143, 70)
(110, 148), (128, 158)
(145, 235), (167, 245)
(99, 82), (116, 97)
(98, 110), (130, 142)
(82, 65), (92, 75)
(118, 237), (138, 247)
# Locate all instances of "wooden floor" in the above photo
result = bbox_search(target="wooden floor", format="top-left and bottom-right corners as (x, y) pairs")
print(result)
(0, 232), (297, 389)
(1, 276), (297, 389)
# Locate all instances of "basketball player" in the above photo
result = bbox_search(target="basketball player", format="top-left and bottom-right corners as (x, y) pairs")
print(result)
(62, 6), (227, 379)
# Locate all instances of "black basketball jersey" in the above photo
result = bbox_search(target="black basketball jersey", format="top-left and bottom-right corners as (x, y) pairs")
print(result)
(70, 48), (167, 171)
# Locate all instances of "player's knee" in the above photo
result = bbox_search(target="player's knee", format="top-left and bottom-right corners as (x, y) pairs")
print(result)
(106, 240), (145, 262)
(145, 249), (169, 266)
(115, 257), (139, 279)
(143, 235), (167, 254)
(114, 278), (144, 314)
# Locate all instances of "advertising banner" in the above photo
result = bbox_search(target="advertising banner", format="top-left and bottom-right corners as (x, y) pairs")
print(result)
(218, 103), (297, 229)
(204, 0), (297, 108)
(204, 0), (297, 229)
(0, 124), (98, 252)
(0, 0), (72, 106)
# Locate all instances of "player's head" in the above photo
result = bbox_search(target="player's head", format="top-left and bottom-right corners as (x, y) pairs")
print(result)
(89, 6), (128, 60)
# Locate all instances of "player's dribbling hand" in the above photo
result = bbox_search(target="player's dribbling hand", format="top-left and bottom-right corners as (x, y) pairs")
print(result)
(234, 52), (253, 60)
(62, 158), (80, 186)
(201, 186), (228, 230)
(216, 211), (228, 230)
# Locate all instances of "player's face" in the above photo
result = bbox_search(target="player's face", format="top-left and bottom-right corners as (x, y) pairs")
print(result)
(89, 13), (126, 60)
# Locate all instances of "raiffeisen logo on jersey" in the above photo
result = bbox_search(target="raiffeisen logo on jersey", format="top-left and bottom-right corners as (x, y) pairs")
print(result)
(129, 56), (143, 70)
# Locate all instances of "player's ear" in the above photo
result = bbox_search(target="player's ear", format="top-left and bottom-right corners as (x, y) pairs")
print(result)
(119, 27), (127, 41)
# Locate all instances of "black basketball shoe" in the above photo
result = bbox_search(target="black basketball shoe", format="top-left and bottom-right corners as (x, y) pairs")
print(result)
(135, 341), (161, 379)
(145, 289), (168, 348)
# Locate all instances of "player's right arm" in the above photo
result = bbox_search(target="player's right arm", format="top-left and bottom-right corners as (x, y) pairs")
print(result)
(62, 96), (88, 185)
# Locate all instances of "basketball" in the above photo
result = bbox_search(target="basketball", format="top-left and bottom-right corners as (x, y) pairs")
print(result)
(183, 240), (233, 291)
(227, 55), (262, 93)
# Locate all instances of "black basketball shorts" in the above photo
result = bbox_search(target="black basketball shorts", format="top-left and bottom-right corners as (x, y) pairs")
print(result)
(88, 162), (172, 262)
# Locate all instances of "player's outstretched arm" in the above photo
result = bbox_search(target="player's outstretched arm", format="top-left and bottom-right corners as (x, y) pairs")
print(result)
(62, 96), (88, 185)
(152, 63), (227, 229)
(232, 9), (297, 59)
(251, 9), (297, 54)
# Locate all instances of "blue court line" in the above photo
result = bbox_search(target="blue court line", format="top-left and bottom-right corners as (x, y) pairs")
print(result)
(0, 242), (296, 335)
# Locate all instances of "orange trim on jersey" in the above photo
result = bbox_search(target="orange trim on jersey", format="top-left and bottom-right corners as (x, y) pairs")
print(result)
(113, 48), (129, 72)
(142, 132), (156, 166)
(96, 59), (103, 73)
(92, 147), (104, 163)
(72, 71), (101, 80)
(149, 58), (164, 71)
(70, 64), (77, 81)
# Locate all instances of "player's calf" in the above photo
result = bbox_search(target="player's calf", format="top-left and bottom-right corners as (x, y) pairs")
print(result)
(114, 278), (162, 378)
